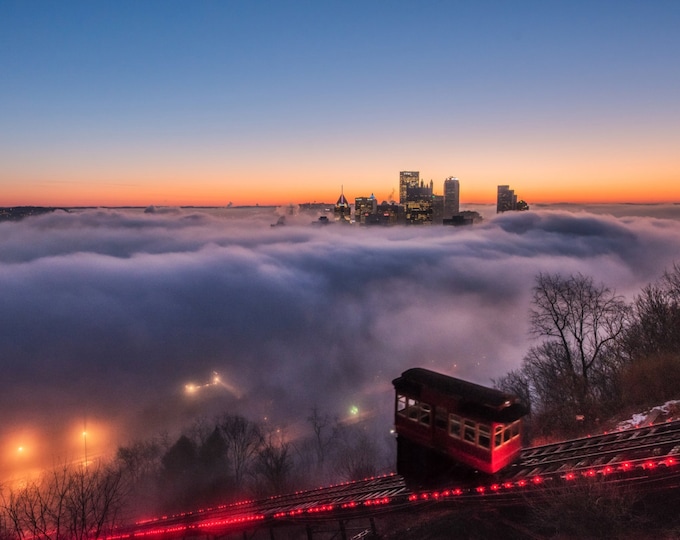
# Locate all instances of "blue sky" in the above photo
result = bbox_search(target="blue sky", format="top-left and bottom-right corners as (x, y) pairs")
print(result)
(2, 1), (679, 205)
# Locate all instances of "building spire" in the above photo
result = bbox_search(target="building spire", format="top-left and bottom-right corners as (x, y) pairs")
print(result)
(334, 185), (350, 222)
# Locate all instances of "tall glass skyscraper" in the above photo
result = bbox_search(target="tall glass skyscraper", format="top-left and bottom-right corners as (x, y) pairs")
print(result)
(497, 185), (517, 213)
(443, 177), (460, 217)
(399, 171), (419, 204)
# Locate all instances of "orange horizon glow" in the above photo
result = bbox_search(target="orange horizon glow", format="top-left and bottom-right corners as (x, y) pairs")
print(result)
(1, 166), (679, 208)
(2, 188), (678, 208)
(3, 195), (679, 208)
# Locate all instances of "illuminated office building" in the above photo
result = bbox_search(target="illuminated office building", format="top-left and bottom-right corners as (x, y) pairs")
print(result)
(354, 194), (377, 224)
(431, 194), (444, 224)
(369, 201), (401, 225)
(404, 180), (434, 224)
(399, 171), (420, 204)
(443, 177), (460, 217)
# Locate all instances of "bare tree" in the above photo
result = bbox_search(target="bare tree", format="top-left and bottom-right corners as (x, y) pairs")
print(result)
(216, 415), (263, 490)
(527, 273), (627, 422)
(115, 438), (164, 517)
(1, 465), (72, 539)
(624, 262), (680, 361)
(253, 430), (292, 496)
(66, 463), (124, 540)
(116, 439), (163, 485)
(306, 406), (338, 474)
(0, 462), (124, 540)
(333, 427), (380, 482)
(495, 273), (629, 438)
(0, 509), (13, 540)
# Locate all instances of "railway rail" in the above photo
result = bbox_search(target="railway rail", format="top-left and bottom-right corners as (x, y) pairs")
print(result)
(507, 419), (680, 480)
(108, 420), (680, 539)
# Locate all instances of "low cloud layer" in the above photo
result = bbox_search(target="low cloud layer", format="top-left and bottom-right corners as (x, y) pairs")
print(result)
(2, 205), (680, 477)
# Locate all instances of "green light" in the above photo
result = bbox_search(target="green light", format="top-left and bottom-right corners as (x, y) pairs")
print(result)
(350, 405), (359, 416)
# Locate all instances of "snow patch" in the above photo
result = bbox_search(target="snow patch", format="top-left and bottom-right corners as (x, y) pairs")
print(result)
(616, 400), (680, 430)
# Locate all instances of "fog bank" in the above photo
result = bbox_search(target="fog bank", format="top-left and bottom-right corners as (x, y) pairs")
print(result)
(2, 205), (679, 478)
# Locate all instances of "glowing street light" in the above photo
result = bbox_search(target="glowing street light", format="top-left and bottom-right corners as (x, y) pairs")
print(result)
(184, 372), (234, 395)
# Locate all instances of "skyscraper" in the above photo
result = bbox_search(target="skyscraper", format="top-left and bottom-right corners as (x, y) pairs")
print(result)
(334, 187), (351, 222)
(497, 185), (517, 213)
(401, 174), (435, 224)
(354, 194), (377, 224)
(399, 171), (419, 204)
(443, 177), (460, 217)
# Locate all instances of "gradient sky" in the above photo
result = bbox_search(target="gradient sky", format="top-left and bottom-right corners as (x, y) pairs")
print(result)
(1, 1), (679, 206)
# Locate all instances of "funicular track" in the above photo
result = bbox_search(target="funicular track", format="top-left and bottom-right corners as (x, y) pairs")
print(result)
(107, 474), (412, 539)
(261, 473), (409, 518)
(406, 419), (680, 510)
(508, 419), (680, 480)
(112, 421), (680, 538)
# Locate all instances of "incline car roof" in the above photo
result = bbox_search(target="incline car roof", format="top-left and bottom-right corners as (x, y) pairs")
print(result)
(393, 367), (528, 422)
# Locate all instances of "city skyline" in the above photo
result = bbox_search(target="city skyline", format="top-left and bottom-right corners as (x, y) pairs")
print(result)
(2, 1), (679, 207)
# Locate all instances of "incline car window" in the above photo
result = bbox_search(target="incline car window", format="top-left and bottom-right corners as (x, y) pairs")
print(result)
(494, 425), (504, 447)
(449, 416), (493, 450)
(397, 394), (407, 416)
(494, 420), (521, 448)
(419, 403), (431, 426)
(449, 414), (462, 438)
(407, 398), (418, 420)
(478, 424), (491, 449)
(464, 420), (476, 443)
(435, 407), (447, 430)
(396, 395), (432, 426)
